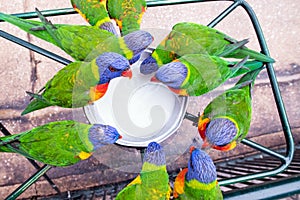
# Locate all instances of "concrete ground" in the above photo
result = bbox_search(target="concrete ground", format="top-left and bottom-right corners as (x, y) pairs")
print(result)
(0, 0), (299, 199)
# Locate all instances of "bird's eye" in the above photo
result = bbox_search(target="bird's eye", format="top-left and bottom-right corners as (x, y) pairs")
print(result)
(109, 66), (117, 72)
(124, 67), (130, 71)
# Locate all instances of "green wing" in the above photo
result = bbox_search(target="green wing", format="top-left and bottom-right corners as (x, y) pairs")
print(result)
(116, 164), (170, 200)
(43, 61), (99, 107)
(173, 22), (274, 62)
(179, 54), (232, 96)
(179, 181), (223, 200)
(203, 85), (252, 141)
(0, 121), (94, 166)
(0, 12), (116, 61)
(71, 0), (118, 35)
(172, 22), (235, 56)
(22, 61), (99, 115)
(54, 25), (115, 61)
(71, 0), (110, 26)
(107, 0), (147, 35)
(151, 29), (209, 67)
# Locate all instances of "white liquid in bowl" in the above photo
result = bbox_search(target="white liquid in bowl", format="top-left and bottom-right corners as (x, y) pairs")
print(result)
(84, 54), (188, 147)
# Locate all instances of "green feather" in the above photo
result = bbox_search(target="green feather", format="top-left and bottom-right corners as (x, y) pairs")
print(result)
(0, 12), (59, 45)
(21, 61), (99, 115)
(200, 68), (264, 150)
(116, 164), (170, 200)
(71, 0), (118, 35)
(0, 121), (94, 166)
(107, 0), (147, 35)
(203, 84), (252, 142)
(116, 142), (170, 200)
(71, 0), (110, 26)
(0, 11), (119, 61)
(145, 22), (274, 71)
(172, 22), (275, 63)
(179, 54), (246, 96)
(178, 180), (223, 200)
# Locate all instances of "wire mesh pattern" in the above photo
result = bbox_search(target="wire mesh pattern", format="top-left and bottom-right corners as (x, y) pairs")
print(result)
(23, 147), (300, 200)
(0, 0), (295, 199)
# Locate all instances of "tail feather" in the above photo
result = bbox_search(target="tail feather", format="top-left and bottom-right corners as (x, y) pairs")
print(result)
(229, 56), (249, 76)
(232, 60), (264, 78)
(226, 47), (275, 63)
(236, 67), (263, 86)
(219, 39), (249, 57)
(0, 134), (20, 152)
(0, 12), (58, 45)
(21, 93), (51, 115)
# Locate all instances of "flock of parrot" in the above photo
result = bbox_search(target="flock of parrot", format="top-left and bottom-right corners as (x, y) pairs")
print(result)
(0, 0), (275, 199)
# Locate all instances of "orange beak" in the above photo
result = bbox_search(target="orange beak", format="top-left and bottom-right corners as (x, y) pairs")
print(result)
(118, 135), (123, 139)
(122, 69), (132, 79)
(201, 139), (211, 150)
(150, 76), (159, 82)
(189, 146), (196, 154)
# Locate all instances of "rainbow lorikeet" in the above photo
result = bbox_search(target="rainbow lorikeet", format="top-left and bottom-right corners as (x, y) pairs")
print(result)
(140, 22), (274, 75)
(107, 0), (147, 36)
(0, 120), (121, 166)
(0, 9), (153, 63)
(71, 0), (118, 35)
(21, 52), (132, 115)
(198, 68), (262, 151)
(173, 147), (223, 199)
(150, 53), (250, 96)
(116, 142), (171, 200)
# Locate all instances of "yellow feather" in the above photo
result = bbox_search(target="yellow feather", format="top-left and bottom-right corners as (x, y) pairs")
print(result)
(152, 51), (163, 66)
(118, 38), (134, 59)
(187, 179), (217, 191)
(95, 16), (111, 27)
(78, 151), (92, 160)
(128, 175), (142, 186)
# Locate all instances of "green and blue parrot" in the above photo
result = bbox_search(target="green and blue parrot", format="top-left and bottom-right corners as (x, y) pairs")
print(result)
(198, 68), (262, 151)
(116, 142), (171, 200)
(107, 0), (147, 36)
(140, 22), (274, 75)
(173, 147), (223, 199)
(150, 53), (250, 96)
(71, 0), (118, 35)
(21, 52), (132, 115)
(0, 9), (153, 63)
(0, 120), (121, 166)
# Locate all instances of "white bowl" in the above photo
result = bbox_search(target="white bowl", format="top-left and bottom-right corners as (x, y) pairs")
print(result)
(84, 49), (189, 147)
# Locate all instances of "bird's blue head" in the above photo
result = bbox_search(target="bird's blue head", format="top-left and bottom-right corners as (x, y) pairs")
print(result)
(186, 147), (217, 184)
(152, 61), (187, 89)
(140, 56), (159, 75)
(143, 142), (166, 166)
(205, 118), (237, 149)
(96, 52), (132, 84)
(123, 30), (153, 64)
(88, 124), (122, 150)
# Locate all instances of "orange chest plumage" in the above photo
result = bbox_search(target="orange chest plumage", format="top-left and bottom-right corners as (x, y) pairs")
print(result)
(89, 83), (109, 102)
